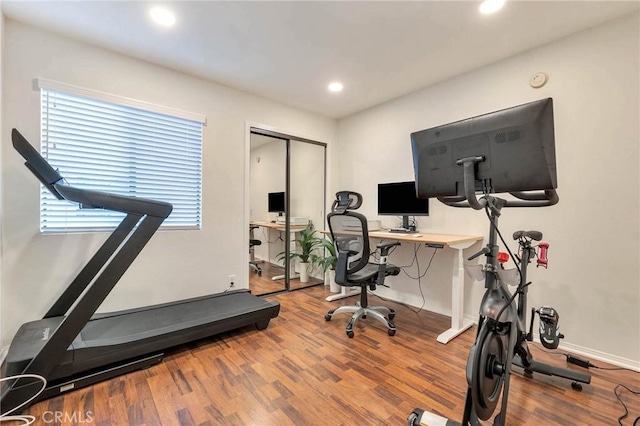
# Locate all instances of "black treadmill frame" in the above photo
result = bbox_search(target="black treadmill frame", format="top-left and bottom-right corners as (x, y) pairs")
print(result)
(2, 129), (279, 413)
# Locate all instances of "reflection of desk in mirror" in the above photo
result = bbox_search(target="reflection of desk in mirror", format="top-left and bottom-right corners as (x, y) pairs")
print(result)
(324, 229), (482, 344)
(250, 221), (308, 232)
(250, 221), (308, 280)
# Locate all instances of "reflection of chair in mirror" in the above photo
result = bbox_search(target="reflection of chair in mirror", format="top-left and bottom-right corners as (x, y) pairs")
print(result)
(324, 191), (400, 338)
(249, 225), (262, 275)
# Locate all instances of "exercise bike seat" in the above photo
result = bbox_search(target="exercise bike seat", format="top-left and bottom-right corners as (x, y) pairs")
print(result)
(513, 230), (542, 241)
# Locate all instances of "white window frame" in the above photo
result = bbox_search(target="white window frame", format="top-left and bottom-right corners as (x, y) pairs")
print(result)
(38, 79), (206, 233)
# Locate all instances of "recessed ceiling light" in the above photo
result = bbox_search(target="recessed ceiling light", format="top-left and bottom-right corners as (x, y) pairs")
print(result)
(328, 82), (344, 93)
(479, 0), (505, 15)
(149, 6), (176, 27)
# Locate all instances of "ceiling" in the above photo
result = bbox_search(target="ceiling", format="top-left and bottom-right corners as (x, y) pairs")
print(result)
(2, 1), (638, 119)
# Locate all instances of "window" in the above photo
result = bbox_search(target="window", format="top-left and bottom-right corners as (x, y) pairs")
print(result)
(39, 79), (205, 233)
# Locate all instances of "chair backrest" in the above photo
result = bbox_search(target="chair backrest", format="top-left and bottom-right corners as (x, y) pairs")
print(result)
(327, 210), (370, 277)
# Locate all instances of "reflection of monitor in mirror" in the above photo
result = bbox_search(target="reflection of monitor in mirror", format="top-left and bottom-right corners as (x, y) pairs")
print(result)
(411, 98), (557, 199)
(378, 181), (429, 232)
(268, 191), (285, 214)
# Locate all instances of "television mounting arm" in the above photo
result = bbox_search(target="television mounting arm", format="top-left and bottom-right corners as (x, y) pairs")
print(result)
(437, 156), (559, 211)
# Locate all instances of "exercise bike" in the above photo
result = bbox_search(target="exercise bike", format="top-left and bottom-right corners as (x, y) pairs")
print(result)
(408, 156), (591, 426)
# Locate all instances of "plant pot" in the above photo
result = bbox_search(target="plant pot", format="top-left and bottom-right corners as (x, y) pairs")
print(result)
(327, 269), (339, 292)
(299, 262), (310, 283)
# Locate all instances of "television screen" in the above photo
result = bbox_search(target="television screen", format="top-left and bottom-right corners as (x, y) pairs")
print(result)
(411, 98), (557, 198)
(268, 191), (285, 213)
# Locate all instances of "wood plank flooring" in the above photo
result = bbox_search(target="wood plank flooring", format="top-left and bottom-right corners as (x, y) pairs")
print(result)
(16, 286), (640, 425)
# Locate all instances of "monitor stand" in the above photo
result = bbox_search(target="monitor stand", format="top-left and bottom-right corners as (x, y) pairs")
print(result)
(389, 216), (416, 233)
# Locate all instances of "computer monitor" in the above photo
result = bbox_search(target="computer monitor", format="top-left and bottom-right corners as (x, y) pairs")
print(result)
(411, 98), (557, 199)
(378, 181), (429, 231)
(268, 191), (285, 214)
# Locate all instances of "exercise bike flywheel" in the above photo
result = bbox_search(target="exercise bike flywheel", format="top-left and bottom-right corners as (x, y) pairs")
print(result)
(468, 322), (507, 421)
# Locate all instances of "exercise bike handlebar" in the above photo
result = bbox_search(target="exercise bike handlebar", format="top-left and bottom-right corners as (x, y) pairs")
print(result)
(436, 156), (559, 210)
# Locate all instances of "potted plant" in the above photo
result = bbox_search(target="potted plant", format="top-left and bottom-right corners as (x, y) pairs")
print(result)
(311, 235), (339, 292)
(277, 225), (321, 282)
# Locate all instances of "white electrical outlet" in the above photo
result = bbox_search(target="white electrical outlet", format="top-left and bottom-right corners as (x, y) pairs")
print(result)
(228, 275), (235, 287)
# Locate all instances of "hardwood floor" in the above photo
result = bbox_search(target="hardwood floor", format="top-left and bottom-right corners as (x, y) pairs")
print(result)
(18, 286), (639, 425)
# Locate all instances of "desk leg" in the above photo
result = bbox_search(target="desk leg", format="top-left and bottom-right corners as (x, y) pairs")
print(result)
(272, 256), (299, 281)
(437, 241), (476, 344)
(325, 287), (360, 302)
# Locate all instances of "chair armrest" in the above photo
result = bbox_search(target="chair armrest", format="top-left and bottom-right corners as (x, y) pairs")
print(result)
(376, 241), (401, 256)
(372, 241), (400, 288)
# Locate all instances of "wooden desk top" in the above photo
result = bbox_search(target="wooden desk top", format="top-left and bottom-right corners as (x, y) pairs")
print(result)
(368, 230), (482, 247)
(321, 229), (482, 247)
(251, 221), (308, 231)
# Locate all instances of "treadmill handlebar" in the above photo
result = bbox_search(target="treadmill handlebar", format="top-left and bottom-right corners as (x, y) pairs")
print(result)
(12, 128), (173, 218)
(12, 129), (65, 199)
(55, 183), (173, 218)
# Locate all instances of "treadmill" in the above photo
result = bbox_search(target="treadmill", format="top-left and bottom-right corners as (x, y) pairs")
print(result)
(1, 129), (280, 413)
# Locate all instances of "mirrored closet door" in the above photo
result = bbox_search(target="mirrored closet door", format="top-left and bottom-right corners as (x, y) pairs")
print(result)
(248, 129), (326, 295)
(288, 140), (326, 290)
(249, 134), (287, 294)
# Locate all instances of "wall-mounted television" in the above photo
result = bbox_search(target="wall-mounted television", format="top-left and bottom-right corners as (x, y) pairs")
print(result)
(378, 181), (429, 231)
(268, 191), (285, 213)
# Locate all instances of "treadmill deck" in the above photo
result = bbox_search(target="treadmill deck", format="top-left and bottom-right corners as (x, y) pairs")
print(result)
(4, 289), (280, 381)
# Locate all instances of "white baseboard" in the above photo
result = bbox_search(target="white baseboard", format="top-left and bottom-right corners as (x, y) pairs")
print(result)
(463, 314), (639, 372)
(559, 341), (640, 372)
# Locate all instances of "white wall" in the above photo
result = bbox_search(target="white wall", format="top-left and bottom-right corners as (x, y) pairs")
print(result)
(0, 8), (5, 350)
(336, 13), (639, 366)
(1, 20), (336, 345)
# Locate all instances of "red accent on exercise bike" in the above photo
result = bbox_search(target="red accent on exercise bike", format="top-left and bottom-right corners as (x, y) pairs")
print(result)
(537, 242), (549, 268)
(497, 252), (509, 263)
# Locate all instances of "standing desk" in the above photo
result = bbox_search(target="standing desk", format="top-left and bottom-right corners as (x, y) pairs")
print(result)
(250, 221), (308, 280)
(326, 230), (483, 344)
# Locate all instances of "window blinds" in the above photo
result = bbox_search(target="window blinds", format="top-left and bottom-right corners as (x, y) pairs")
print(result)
(40, 84), (203, 233)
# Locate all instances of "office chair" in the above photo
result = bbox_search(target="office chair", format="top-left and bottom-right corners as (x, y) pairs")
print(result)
(249, 225), (263, 275)
(324, 191), (400, 338)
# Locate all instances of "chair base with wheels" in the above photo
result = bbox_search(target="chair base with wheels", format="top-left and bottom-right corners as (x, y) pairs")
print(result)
(325, 281), (397, 337)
